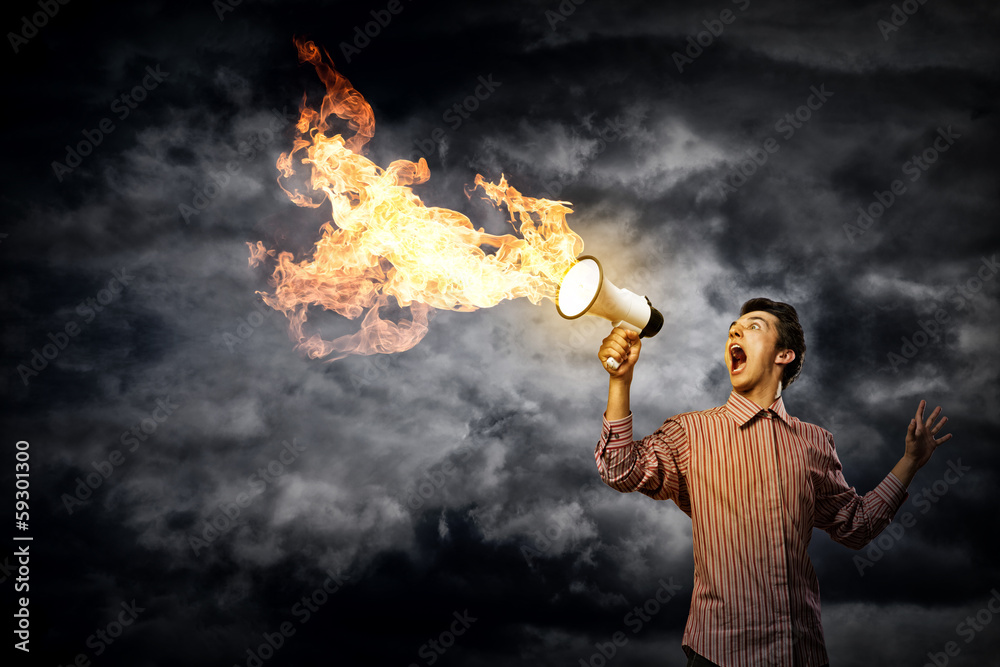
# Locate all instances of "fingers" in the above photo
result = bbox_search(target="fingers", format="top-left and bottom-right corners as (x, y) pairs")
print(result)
(914, 399), (951, 434)
(604, 328), (638, 346)
(931, 416), (948, 434)
(598, 344), (627, 370)
(909, 400), (954, 448)
(925, 405), (942, 429)
(599, 327), (641, 373)
(603, 339), (629, 363)
(933, 414), (952, 444)
(600, 329), (638, 363)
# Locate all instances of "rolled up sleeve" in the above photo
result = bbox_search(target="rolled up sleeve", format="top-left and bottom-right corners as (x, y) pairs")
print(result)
(813, 433), (910, 550)
(595, 413), (688, 507)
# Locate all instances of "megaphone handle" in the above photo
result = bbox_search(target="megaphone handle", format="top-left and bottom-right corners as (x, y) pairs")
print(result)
(605, 357), (621, 371)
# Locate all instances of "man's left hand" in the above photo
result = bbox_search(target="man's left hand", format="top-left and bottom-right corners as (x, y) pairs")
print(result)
(905, 399), (952, 469)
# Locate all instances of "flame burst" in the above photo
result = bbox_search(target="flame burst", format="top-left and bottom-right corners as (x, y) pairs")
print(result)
(249, 39), (583, 360)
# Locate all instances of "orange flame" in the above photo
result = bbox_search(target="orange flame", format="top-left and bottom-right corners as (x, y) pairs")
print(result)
(249, 39), (584, 360)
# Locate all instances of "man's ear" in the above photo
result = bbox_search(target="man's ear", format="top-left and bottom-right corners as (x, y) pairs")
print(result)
(774, 349), (796, 367)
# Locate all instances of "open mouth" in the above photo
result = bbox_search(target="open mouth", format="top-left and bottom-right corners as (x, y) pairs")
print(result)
(730, 343), (747, 373)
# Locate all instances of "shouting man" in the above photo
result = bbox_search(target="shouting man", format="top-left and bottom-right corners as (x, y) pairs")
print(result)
(595, 297), (952, 667)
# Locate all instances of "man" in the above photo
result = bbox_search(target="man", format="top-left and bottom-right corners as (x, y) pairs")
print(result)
(594, 298), (952, 667)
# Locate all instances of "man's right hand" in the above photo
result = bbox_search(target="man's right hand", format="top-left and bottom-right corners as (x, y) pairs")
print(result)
(599, 327), (641, 380)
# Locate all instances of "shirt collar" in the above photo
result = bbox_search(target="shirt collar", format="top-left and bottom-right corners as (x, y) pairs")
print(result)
(724, 390), (791, 427)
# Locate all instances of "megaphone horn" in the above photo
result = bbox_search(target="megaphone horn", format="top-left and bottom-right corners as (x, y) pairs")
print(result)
(556, 255), (663, 370)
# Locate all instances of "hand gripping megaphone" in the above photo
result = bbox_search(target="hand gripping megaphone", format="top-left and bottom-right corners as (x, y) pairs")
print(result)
(556, 255), (663, 370)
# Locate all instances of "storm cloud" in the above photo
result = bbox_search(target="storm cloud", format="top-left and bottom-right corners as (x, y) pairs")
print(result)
(2, 0), (998, 665)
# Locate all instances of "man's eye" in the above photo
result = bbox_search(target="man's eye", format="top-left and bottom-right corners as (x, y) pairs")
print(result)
(750, 323), (759, 329)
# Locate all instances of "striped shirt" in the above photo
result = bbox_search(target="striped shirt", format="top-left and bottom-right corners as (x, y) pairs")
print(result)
(595, 390), (908, 667)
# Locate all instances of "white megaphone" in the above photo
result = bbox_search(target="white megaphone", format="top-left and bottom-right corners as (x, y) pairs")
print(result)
(556, 255), (663, 370)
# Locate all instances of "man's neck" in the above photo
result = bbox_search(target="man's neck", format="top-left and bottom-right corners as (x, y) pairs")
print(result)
(737, 381), (782, 412)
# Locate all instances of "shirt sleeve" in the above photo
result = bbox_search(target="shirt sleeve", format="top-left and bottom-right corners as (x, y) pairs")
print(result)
(812, 430), (910, 550)
(595, 412), (689, 509)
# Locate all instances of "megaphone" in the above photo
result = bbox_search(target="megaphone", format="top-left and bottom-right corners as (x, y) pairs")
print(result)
(556, 255), (663, 370)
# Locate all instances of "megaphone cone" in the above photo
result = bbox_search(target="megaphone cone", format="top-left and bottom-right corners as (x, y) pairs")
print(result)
(556, 255), (663, 369)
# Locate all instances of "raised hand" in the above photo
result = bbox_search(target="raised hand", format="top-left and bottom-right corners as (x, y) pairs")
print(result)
(905, 400), (952, 469)
(599, 327), (641, 380)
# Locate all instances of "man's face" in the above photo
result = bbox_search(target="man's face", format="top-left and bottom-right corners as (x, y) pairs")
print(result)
(725, 310), (787, 392)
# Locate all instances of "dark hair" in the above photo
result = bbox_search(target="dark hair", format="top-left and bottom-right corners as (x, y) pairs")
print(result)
(739, 297), (806, 390)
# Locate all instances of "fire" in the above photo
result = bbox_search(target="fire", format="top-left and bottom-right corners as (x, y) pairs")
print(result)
(248, 39), (584, 360)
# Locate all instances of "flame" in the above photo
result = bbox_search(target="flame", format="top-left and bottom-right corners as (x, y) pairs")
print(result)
(249, 38), (584, 360)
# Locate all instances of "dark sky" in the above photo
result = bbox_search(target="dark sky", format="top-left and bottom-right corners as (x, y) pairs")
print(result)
(2, 0), (999, 665)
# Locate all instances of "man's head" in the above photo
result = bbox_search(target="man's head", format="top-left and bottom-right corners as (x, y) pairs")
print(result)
(725, 298), (806, 392)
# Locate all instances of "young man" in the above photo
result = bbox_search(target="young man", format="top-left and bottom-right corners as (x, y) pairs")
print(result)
(595, 297), (952, 667)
